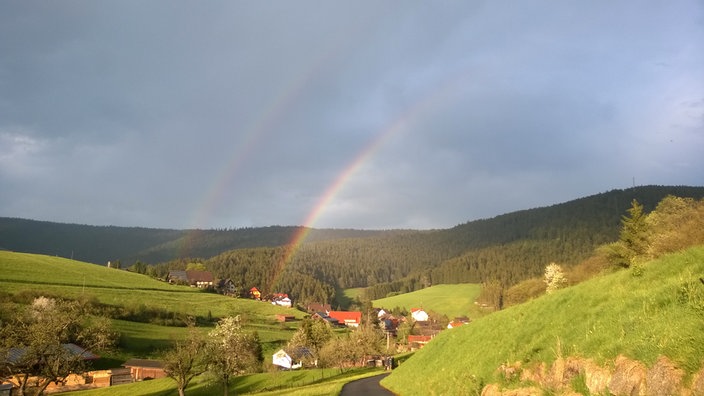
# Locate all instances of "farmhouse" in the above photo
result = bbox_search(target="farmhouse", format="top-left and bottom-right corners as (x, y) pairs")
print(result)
(167, 270), (214, 288)
(185, 270), (213, 288)
(328, 311), (362, 327)
(250, 287), (261, 300)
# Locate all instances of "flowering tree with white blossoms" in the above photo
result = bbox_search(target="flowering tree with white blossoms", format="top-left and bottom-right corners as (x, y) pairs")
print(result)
(544, 263), (567, 294)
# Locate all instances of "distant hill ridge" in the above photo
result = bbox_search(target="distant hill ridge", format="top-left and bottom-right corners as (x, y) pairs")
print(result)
(1, 185), (703, 268)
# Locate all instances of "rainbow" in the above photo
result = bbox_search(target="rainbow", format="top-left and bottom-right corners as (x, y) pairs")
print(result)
(178, 56), (330, 257)
(186, 47), (470, 282)
(271, 74), (464, 283)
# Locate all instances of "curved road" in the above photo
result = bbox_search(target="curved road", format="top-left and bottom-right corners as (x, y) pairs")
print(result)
(340, 373), (395, 396)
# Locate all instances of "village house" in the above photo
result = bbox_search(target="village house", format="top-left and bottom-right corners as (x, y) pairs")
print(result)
(167, 270), (188, 284)
(167, 270), (214, 288)
(411, 307), (429, 322)
(408, 334), (434, 350)
(217, 278), (238, 296)
(271, 293), (292, 307)
(447, 316), (471, 329)
(185, 270), (213, 288)
(272, 347), (315, 370)
(328, 311), (362, 328)
(250, 287), (261, 300)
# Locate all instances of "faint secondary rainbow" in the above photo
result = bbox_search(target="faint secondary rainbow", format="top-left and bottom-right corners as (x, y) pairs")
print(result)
(178, 63), (326, 258)
(272, 74), (464, 282)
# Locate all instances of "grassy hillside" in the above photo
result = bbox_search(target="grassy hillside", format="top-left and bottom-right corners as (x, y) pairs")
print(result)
(0, 251), (303, 320)
(372, 283), (484, 319)
(381, 246), (704, 395)
(0, 251), (176, 290)
(0, 251), (305, 361)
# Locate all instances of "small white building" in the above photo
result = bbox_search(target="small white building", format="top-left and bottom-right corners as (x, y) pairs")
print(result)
(376, 308), (388, 319)
(272, 296), (292, 308)
(272, 348), (313, 370)
(411, 308), (429, 322)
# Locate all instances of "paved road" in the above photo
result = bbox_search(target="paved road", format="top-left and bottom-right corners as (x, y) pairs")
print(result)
(340, 373), (395, 395)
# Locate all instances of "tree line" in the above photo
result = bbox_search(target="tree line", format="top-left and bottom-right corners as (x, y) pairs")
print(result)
(142, 186), (704, 304)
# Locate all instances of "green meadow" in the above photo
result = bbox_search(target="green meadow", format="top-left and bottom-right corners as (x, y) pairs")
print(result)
(70, 368), (385, 396)
(372, 283), (485, 319)
(0, 251), (395, 394)
(0, 251), (304, 322)
(0, 251), (304, 360)
(382, 246), (704, 394)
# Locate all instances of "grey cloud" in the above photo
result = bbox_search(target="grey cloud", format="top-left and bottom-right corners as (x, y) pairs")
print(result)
(0, 1), (702, 229)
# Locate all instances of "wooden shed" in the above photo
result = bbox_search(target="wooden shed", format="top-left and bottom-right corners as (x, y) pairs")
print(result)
(122, 359), (166, 381)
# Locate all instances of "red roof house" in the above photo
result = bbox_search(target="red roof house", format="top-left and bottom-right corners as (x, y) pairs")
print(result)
(327, 311), (362, 327)
(408, 335), (433, 349)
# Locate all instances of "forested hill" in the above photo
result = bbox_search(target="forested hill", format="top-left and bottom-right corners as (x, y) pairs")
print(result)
(2, 185), (704, 303)
(0, 219), (385, 265)
(203, 185), (704, 303)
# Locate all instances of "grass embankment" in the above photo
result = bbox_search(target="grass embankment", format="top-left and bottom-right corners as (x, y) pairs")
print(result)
(372, 283), (485, 319)
(382, 246), (704, 395)
(70, 368), (385, 396)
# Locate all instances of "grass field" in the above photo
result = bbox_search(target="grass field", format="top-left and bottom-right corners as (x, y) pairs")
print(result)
(0, 251), (304, 360)
(372, 283), (485, 319)
(0, 251), (305, 320)
(70, 367), (385, 396)
(381, 246), (704, 394)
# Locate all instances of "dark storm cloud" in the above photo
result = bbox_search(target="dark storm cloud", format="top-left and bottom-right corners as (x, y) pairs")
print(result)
(1, 1), (702, 229)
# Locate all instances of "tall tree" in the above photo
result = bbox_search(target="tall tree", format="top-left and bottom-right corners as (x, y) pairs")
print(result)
(163, 323), (206, 396)
(206, 316), (262, 396)
(607, 199), (649, 267)
(0, 297), (118, 396)
(287, 318), (332, 366)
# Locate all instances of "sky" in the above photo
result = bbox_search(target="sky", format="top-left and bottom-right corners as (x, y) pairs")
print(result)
(1, 1), (703, 231)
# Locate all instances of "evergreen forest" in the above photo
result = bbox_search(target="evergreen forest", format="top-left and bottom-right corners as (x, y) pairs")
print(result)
(2, 185), (704, 305)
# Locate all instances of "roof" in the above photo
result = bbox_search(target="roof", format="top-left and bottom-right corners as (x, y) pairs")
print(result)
(307, 302), (331, 312)
(312, 312), (339, 324)
(5, 343), (99, 364)
(168, 270), (188, 282)
(284, 347), (313, 360)
(408, 335), (433, 343)
(123, 359), (165, 369)
(447, 321), (466, 329)
(185, 270), (213, 283)
(328, 311), (362, 324)
(250, 287), (260, 291)
(411, 308), (425, 313)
